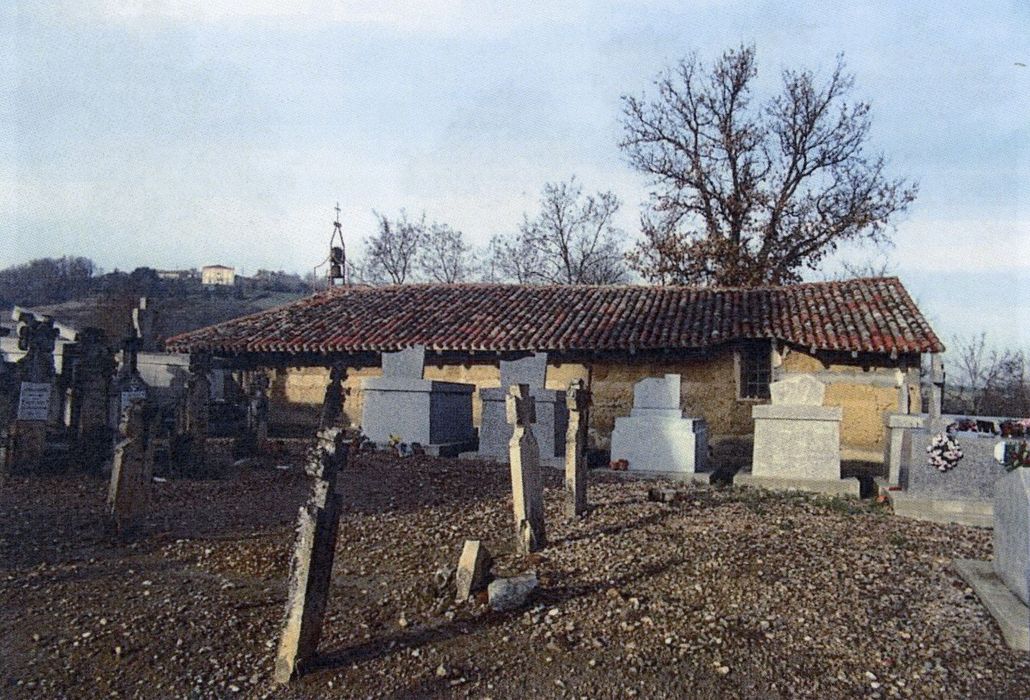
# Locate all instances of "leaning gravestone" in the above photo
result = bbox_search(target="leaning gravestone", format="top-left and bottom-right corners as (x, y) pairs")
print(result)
(477, 353), (569, 467)
(274, 428), (348, 683)
(738, 375), (858, 496)
(610, 374), (708, 478)
(507, 384), (546, 554)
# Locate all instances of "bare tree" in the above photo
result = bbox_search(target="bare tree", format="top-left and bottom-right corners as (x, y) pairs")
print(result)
(361, 211), (428, 285)
(945, 333), (1029, 417)
(418, 223), (474, 283)
(489, 178), (628, 285)
(620, 45), (917, 286)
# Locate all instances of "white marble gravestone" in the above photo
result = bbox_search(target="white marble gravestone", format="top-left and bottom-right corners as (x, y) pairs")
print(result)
(361, 345), (475, 456)
(739, 374), (858, 496)
(475, 353), (568, 468)
(610, 374), (708, 477)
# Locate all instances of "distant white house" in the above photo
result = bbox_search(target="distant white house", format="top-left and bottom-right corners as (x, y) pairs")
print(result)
(201, 265), (236, 286)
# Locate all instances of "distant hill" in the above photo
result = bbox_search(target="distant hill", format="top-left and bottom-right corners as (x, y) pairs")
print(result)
(9, 289), (310, 350)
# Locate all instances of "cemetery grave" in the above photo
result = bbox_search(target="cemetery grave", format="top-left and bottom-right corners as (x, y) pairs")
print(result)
(2, 448), (1030, 699)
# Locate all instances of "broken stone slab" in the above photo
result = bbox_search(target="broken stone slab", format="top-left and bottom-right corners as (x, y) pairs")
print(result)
(381, 345), (426, 379)
(455, 540), (493, 602)
(769, 374), (825, 406)
(488, 572), (538, 612)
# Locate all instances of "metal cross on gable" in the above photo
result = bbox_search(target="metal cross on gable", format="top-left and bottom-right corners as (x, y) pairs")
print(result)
(505, 384), (536, 427)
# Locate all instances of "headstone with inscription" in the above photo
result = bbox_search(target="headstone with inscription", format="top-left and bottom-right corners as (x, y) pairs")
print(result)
(11, 314), (59, 472)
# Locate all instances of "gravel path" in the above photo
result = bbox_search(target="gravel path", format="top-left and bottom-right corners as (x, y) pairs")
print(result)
(2, 450), (1027, 699)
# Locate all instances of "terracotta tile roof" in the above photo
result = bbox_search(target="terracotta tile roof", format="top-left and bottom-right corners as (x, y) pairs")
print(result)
(164, 277), (943, 356)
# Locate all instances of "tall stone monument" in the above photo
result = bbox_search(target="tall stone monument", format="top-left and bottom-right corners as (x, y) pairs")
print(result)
(274, 428), (348, 683)
(738, 375), (858, 496)
(477, 353), (569, 467)
(107, 399), (154, 536)
(564, 379), (590, 519)
(610, 374), (708, 479)
(361, 346), (475, 455)
(506, 384), (546, 554)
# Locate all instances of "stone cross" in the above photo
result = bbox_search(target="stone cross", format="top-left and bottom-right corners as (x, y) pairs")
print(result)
(274, 428), (348, 684)
(564, 379), (590, 520)
(506, 384), (546, 554)
(16, 313), (59, 384)
(107, 399), (153, 537)
(319, 365), (347, 430)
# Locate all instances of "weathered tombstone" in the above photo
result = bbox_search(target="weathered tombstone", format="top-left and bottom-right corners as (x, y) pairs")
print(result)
(506, 384), (546, 554)
(274, 428), (348, 683)
(564, 379), (590, 519)
(455, 540), (493, 602)
(739, 374), (858, 496)
(610, 374), (708, 478)
(361, 346), (475, 455)
(107, 399), (154, 536)
(172, 353), (210, 475)
(71, 328), (115, 471)
(11, 314), (59, 472)
(476, 353), (568, 467)
(318, 364), (347, 430)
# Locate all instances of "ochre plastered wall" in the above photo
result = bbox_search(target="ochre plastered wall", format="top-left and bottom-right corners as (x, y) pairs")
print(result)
(779, 348), (921, 458)
(268, 344), (919, 462)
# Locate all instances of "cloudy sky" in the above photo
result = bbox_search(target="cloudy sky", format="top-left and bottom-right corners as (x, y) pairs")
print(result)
(2, 1), (1027, 348)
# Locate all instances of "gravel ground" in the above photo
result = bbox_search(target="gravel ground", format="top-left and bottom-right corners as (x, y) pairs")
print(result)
(2, 448), (1028, 699)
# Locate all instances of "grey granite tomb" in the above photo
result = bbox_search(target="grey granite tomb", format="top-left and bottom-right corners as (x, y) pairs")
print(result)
(609, 374), (709, 479)
(884, 423), (1011, 528)
(737, 375), (858, 496)
(474, 353), (568, 468)
(361, 345), (475, 456)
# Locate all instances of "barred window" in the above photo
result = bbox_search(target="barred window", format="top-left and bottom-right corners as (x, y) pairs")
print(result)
(739, 340), (771, 399)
